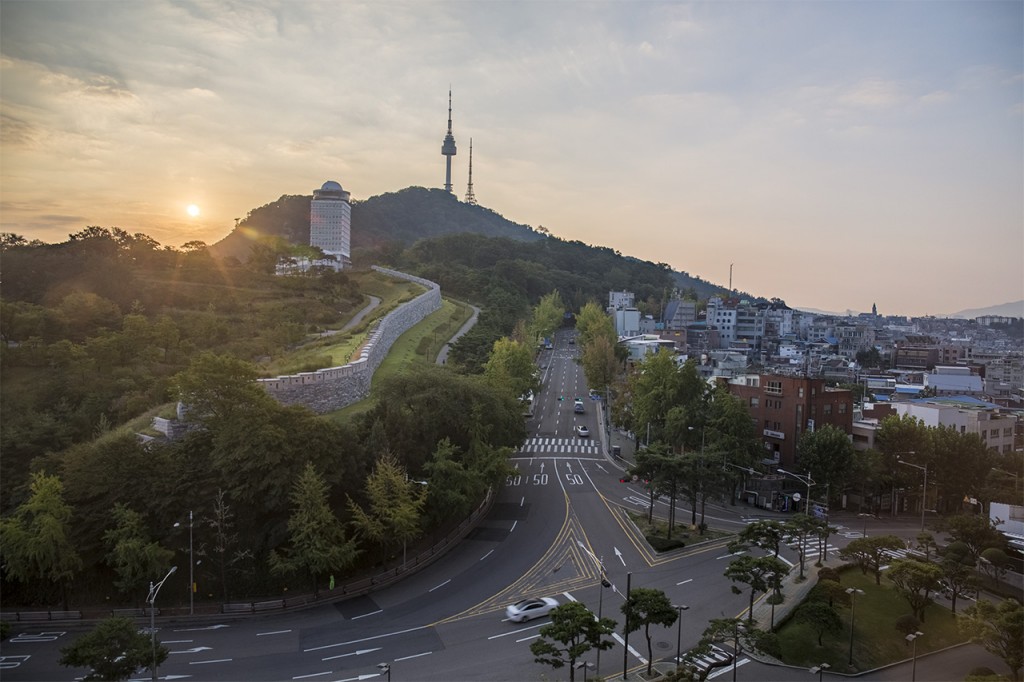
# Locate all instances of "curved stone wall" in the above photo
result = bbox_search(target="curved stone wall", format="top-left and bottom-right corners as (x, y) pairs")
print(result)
(259, 266), (441, 413)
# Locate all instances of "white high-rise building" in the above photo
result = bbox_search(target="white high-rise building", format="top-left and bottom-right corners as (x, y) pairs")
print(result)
(310, 180), (351, 270)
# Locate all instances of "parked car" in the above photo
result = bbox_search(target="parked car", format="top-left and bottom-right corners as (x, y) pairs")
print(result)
(575, 425), (590, 438)
(505, 597), (559, 623)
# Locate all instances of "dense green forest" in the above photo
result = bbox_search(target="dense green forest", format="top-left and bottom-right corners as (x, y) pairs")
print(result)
(0, 198), (684, 606)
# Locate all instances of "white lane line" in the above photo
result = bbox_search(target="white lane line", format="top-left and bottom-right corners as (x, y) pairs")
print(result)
(429, 579), (451, 592)
(257, 630), (291, 636)
(394, 651), (433, 662)
(488, 622), (548, 640)
(676, 578), (693, 586)
(163, 639), (194, 644)
(480, 549), (495, 561)
(708, 658), (749, 679)
(777, 555), (794, 567)
(351, 609), (383, 620)
(516, 634), (542, 642)
(563, 592), (577, 602)
(303, 625), (429, 652)
(610, 633), (647, 664)
(189, 659), (232, 665)
(293, 672), (333, 679)
(716, 551), (745, 560)
(510, 520), (518, 532)
(520, 496), (525, 507)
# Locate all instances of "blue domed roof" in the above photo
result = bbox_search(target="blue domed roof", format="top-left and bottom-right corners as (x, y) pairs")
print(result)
(321, 180), (343, 191)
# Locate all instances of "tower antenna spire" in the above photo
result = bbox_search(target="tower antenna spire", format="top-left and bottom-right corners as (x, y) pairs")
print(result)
(440, 88), (457, 193)
(465, 138), (477, 205)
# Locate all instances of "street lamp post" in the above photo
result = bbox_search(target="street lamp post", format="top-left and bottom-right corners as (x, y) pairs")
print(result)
(377, 662), (391, 681)
(846, 587), (864, 665)
(674, 604), (690, 666)
(890, 451), (915, 518)
(778, 468), (814, 515)
(992, 468), (1020, 498)
(906, 631), (924, 682)
(147, 566), (177, 682)
(898, 459), (928, 531)
(173, 511), (194, 615)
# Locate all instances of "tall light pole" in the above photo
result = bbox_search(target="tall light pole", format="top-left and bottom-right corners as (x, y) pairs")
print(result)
(890, 450), (915, 518)
(577, 541), (610, 679)
(778, 468), (814, 515)
(174, 511), (194, 615)
(148, 566), (177, 682)
(846, 587), (864, 665)
(898, 459), (928, 531)
(674, 604), (689, 666)
(992, 468), (1020, 498)
(906, 631), (924, 682)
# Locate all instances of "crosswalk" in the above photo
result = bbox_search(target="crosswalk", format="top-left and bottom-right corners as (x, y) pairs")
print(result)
(881, 547), (926, 564)
(517, 437), (600, 455)
(782, 534), (839, 564)
(680, 645), (746, 678)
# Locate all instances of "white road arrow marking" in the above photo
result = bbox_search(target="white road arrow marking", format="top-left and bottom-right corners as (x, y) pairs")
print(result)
(173, 624), (228, 632)
(170, 647), (213, 654)
(540, 462), (545, 473)
(614, 547), (626, 566)
(596, 463), (607, 473)
(322, 647), (382, 662)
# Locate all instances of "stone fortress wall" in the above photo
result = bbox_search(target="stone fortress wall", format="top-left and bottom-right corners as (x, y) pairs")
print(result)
(256, 266), (441, 414)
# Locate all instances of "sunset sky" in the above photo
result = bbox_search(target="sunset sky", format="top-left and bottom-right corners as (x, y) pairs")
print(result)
(2, 1), (1021, 317)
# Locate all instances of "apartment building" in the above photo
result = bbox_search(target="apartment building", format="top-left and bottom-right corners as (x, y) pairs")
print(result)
(893, 396), (1018, 454)
(725, 374), (854, 469)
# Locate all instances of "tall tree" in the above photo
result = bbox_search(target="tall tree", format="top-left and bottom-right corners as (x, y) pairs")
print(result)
(0, 472), (82, 609)
(530, 601), (616, 682)
(529, 290), (565, 344)
(795, 600), (843, 645)
(348, 453), (426, 566)
(724, 555), (791, 624)
(59, 616), (167, 681)
(621, 587), (678, 677)
(269, 463), (358, 598)
(941, 514), (1008, 563)
(630, 349), (685, 446)
(887, 558), (942, 621)
(103, 504), (174, 604)
(482, 336), (538, 402)
(575, 300), (616, 350)
(796, 424), (856, 496)
(959, 599), (1024, 682)
(206, 489), (252, 603)
(172, 352), (273, 426)
(580, 333), (620, 397)
(729, 519), (786, 557)
(838, 535), (905, 585)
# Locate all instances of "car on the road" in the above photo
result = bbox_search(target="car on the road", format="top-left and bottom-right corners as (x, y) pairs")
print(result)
(505, 597), (559, 623)
(574, 398), (585, 413)
(575, 425), (590, 438)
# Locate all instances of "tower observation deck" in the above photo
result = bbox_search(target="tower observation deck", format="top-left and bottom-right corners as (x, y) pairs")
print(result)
(441, 90), (457, 193)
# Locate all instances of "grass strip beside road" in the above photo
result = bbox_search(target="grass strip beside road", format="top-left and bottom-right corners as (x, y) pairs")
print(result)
(775, 568), (966, 673)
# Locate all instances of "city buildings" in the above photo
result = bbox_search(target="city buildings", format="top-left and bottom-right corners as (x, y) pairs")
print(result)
(309, 180), (352, 270)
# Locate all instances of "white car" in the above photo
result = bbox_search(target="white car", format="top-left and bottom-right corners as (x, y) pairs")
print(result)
(575, 425), (590, 438)
(505, 597), (558, 623)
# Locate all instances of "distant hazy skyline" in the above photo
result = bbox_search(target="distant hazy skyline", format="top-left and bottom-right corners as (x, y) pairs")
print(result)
(2, 1), (1021, 317)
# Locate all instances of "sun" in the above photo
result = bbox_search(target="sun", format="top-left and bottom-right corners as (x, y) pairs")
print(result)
(186, 204), (200, 217)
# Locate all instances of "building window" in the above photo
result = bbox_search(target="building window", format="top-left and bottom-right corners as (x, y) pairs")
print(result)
(824, 404), (832, 416)
(766, 381), (783, 395)
(839, 402), (847, 414)
(750, 397), (759, 408)
(798, 387), (804, 398)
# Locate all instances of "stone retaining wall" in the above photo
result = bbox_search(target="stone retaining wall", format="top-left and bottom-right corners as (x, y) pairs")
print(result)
(258, 266), (441, 413)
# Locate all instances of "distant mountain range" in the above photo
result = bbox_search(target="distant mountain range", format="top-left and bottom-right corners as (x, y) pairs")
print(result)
(797, 301), (1024, 319)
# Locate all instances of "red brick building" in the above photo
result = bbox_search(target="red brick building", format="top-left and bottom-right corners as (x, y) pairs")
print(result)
(725, 374), (854, 470)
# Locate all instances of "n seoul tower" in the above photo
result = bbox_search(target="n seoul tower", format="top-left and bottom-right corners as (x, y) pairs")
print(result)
(441, 90), (457, 193)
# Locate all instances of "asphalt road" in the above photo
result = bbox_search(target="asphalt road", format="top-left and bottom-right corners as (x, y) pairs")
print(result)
(3, 330), (1014, 681)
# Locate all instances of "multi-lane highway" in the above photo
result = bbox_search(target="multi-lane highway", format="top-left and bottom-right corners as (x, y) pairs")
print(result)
(2, 330), (984, 681)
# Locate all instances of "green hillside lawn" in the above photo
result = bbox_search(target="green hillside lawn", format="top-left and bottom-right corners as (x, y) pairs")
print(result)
(775, 568), (966, 673)
(258, 270), (426, 377)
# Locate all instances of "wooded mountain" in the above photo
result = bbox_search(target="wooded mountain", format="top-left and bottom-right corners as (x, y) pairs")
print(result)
(212, 185), (738, 302)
